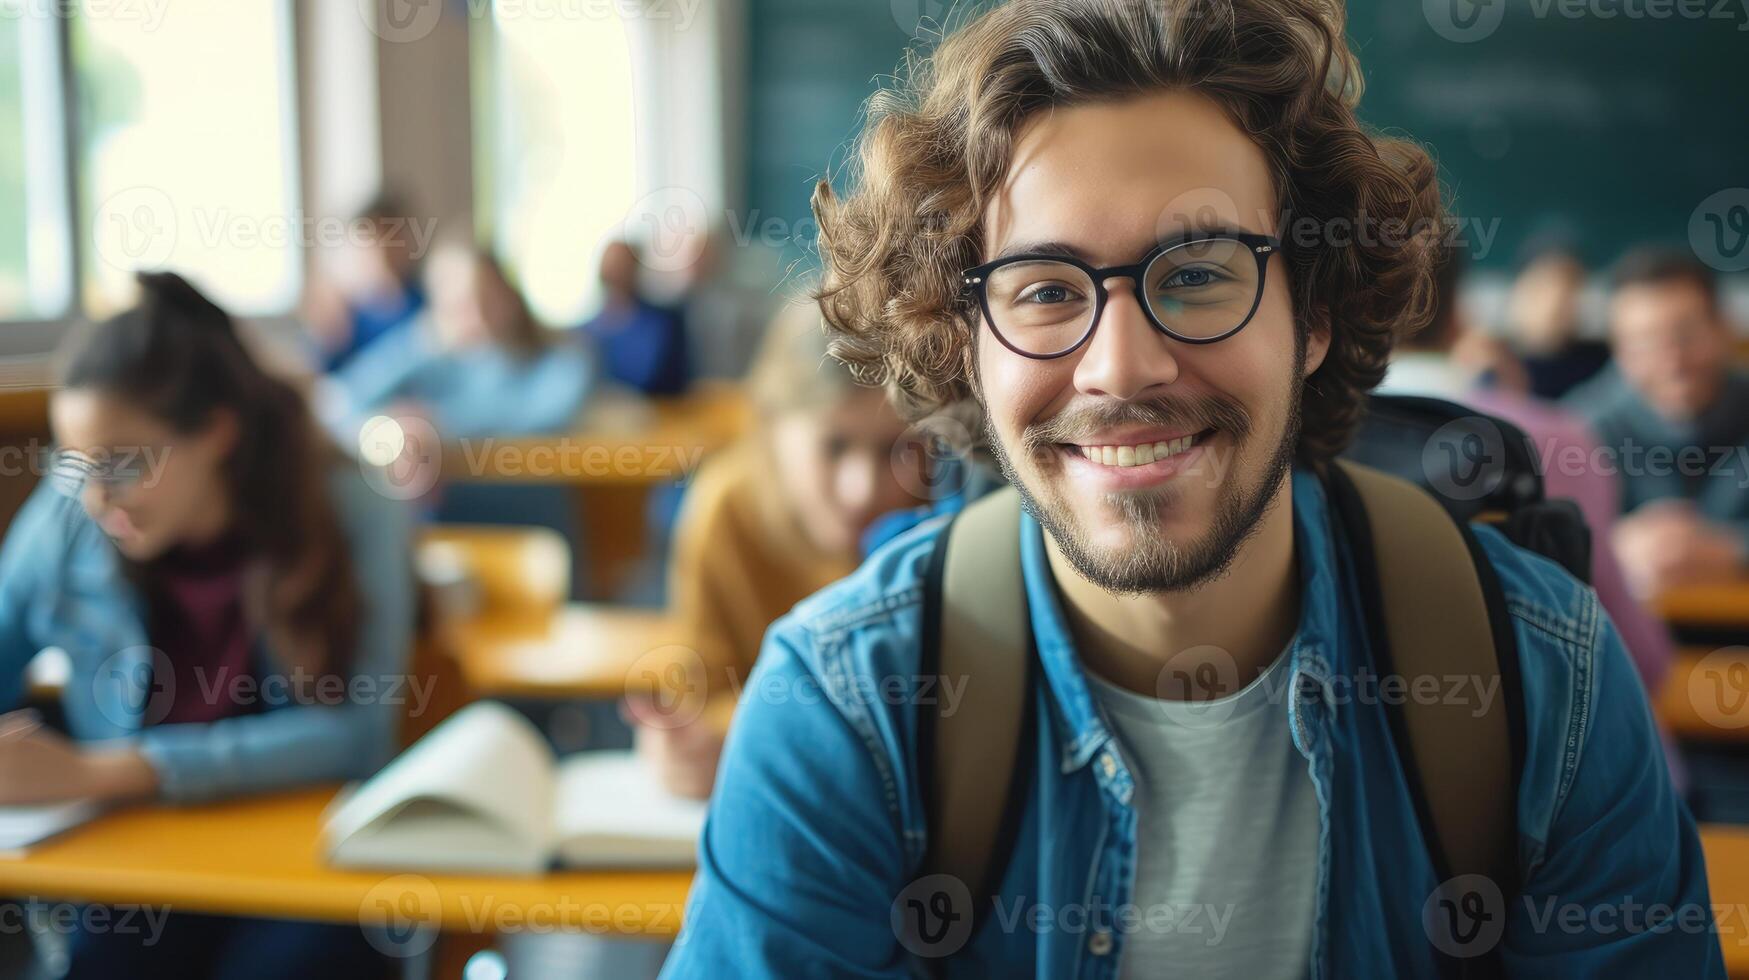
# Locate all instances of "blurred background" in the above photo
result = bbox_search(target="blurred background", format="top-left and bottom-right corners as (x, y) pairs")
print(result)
(0, 2), (1748, 977)
(1, 0), (1745, 348)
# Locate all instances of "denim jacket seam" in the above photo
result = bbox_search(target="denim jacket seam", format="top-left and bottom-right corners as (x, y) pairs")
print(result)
(802, 586), (925, 644)
(809, 630), (912, 857)
(1505, 591), (1598, 829)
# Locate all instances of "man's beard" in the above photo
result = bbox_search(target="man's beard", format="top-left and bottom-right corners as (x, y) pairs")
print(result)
(987, 341), (1306, 596)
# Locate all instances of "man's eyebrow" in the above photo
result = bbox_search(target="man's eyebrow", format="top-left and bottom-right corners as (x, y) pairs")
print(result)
(989, 226), (1265, 264)
(990, 240), (1090, 263)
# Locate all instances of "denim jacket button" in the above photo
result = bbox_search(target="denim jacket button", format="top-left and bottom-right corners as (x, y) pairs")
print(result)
(1099, 752), (1117, 778)
(1088, 930), (1114, 956)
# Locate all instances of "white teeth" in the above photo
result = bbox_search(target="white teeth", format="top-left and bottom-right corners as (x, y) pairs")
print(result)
(1077, 434), (1202, 468)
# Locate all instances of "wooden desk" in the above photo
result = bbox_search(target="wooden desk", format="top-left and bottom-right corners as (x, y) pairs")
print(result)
(1702, 825), (1749, 976)
(1658, 647), (1749, 741)
(1656, 577), (1749, 632)
(0, 787), (690, 937)
(443, 604), (698, 700)
(441, 386), (749, 487)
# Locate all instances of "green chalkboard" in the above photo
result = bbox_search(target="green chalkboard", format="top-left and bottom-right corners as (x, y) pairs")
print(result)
(745, 0), (1749, 271)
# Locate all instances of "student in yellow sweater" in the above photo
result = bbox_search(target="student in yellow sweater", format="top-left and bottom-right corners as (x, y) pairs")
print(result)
(624, 301), (927, 798)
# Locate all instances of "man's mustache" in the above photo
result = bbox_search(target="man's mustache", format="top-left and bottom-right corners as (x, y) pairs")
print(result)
(1021, 395), (1253, 454)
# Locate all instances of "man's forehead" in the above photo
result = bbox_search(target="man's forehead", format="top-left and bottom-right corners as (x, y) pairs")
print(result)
(982, 91), (1278, 263)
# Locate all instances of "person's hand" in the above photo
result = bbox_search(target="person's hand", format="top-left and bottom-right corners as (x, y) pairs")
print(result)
(0, 711), (156, 806)
(623, 697), (725, 802)
(1614, 504), (1746, 598)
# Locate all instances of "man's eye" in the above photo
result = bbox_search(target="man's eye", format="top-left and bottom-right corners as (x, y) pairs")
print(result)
(1162, 267), (1217, 288)
(1022, 284), (1076, 304)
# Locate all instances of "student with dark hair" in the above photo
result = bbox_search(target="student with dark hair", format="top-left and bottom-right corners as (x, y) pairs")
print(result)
(1502, 242), (1611, 400)
(1575, 247), (1749, 597)
(305, 192), (429, 372)
(0, 272), (413, 977)
(662, 1), (1717, 976)
(580, 240), (689, 396)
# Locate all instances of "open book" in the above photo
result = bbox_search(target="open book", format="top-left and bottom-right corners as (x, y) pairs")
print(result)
(0, 800), (100, 855)
(322, 701), (706, 875)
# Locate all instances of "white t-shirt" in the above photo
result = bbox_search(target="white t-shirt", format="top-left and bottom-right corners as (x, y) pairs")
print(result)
(1085, 650), (1318, 979)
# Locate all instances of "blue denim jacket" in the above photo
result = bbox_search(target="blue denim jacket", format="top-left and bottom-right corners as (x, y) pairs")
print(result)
(0, 465), (415, 802)
(662, 468), (1721, 978)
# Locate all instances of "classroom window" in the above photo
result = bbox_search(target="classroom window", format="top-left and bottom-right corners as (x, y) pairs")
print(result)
(73, 0), (301, 318)
(0, 4), (73, 321)
(472, 4), (640, 326)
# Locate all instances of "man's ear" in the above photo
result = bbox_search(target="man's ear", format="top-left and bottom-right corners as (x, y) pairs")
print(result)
(1302, 307), (1332, 378)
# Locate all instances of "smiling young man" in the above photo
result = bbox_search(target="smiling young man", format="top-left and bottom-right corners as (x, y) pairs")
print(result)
(659, 1), (1719, 977)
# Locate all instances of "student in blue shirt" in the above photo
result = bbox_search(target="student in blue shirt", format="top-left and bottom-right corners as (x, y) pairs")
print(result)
(326, 241), (595, 442)
(581, 240), (690, 396)
(306, 193), (428, 372)
(0, 273), (414, 977)
(1570, 248), (1749, 599)
(661, 1), (1719, 976)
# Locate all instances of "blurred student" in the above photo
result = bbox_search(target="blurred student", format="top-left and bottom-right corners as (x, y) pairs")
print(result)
(1382, 250), (1679, 763)
(581, 240), (690, 396)
(303, 193), (428, 372)
(679, 228), (772, 380)
(0, 273), (412, 977)
(327, 242), (594, 441)
(623, 301), (925, 799)
(1576, 248), (1749, 597)
(1502, 243), (1611, 400)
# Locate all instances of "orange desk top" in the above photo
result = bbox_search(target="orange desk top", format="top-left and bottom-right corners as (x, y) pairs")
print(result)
(1702, 825), (1749, 976)
(444, 604), (695, 700)
(441, 386), (748, 486)
(1657, 578), (1749, 630)
(1659, 647), (1749, 741)
(0, 787), (690, 936)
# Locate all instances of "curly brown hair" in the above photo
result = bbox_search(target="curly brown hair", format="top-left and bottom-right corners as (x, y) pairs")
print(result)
(813, 0), (1448, 464)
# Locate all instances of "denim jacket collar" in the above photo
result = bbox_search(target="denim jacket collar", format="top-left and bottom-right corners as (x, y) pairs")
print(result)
(1020, 467), (1345, 777)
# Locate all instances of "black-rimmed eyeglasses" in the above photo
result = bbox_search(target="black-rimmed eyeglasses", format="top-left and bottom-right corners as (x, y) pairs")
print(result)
(961, 232), (1281, 359)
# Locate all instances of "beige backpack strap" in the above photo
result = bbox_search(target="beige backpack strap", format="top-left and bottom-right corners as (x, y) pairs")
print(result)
(1333, 460), (1518, 895)
(920, 485), (1029, 907)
